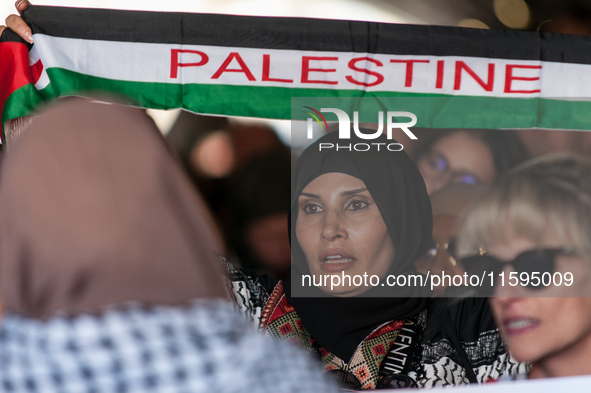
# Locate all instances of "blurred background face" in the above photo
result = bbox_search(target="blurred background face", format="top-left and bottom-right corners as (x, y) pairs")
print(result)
(244, 212), (291, 276)
(295, 173), (395, 296)
(487, 233), (591, 364)
(416, 131), (496, 195)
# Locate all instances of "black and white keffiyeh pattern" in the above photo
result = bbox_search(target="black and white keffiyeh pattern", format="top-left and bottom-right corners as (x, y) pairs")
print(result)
(410, 329), (527, 387)
(0, 299), (337, 393)
(218, 255), (274, 330)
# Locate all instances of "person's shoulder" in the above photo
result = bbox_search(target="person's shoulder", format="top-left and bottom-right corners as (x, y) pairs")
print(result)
(416, 294), (522, 387)
(0, 299), (338, 393)
(197, 300), (338, 393)
(425, 290), (495, 341)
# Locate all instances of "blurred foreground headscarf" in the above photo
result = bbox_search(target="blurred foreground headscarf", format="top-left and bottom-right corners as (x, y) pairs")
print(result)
(0, 98), (225, 319)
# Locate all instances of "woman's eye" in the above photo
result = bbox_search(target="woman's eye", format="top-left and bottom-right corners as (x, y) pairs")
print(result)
(457, 173), (479, 185)
(347, 200), (368, 211)
(303, 204), (322, 214)
(427, 155), (447, 172)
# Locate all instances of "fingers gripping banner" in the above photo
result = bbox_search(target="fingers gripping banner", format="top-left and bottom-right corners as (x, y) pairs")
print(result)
(3, 5), (591, 135)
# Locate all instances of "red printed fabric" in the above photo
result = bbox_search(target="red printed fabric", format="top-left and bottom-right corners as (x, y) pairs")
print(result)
(260, 282), (404, 389)
(0, 31), (33, 127)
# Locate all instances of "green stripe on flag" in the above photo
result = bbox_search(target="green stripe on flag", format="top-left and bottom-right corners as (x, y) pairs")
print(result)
(5, 68), (591, 131)
(2, 85), (45, 124)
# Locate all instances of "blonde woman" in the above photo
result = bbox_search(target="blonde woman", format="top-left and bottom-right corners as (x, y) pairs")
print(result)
(459, 153), (591, 379)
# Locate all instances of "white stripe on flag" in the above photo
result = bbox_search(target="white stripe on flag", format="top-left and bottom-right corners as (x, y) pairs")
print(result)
(29, 45), (50, 90)
(30, 33), (591, 99)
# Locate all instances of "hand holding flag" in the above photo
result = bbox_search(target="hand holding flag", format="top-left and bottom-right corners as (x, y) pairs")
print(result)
(0, 1), (32, 44)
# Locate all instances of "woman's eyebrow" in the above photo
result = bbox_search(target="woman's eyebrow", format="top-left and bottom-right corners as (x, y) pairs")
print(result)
(299, 192), (319, 198)
(341, 188), (368, 196)
(299, 188), (369, 199)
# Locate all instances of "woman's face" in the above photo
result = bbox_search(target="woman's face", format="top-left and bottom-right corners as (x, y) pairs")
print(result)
(416, 131), (496, 195)
(488, 234), (591, 365)
(295, 172), (395, 296)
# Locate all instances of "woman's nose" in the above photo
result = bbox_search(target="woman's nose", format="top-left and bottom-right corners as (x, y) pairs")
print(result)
(321, 209), (346, 240)
(491, 295), (525, 311)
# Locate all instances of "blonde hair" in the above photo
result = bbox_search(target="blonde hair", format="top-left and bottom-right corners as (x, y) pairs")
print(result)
(458, 153), (591, 260)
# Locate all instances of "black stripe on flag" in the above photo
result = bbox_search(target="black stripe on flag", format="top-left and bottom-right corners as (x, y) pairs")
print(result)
(22, 4), (591, 65)
(0, 29), (32, 47)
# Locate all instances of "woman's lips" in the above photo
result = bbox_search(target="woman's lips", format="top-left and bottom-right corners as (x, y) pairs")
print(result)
(319, 250), (356, 272)
(503, 317), (540, 336)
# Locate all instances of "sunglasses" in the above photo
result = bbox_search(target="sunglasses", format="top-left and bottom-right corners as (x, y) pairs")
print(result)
(461, 247), (573, 293)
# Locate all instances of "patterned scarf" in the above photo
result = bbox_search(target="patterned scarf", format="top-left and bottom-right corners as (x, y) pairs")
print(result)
(261, 283), (425, 389)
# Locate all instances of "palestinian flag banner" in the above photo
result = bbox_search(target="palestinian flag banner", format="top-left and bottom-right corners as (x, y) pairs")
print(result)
(4, 5), (591, 137)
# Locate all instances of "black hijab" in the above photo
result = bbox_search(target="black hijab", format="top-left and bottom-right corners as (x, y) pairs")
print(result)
(284, 130), (432, 361)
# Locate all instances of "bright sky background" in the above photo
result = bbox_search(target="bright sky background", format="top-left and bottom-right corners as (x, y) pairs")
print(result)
(1, 0), (422, 24)
(1, 0), (421, 141)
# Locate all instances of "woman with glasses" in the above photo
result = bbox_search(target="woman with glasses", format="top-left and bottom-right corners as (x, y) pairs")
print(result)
(413, 129), (529, 195)
(458, 153), (591, 379)
(223, 130), (527, 389)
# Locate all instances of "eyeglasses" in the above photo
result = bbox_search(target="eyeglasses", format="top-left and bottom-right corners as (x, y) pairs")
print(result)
(461, 247), (574, 292)
(417, 150), (481, 186)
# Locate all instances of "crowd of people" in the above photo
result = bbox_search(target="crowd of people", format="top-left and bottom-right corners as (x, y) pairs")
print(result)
(2, 1), (591, 392)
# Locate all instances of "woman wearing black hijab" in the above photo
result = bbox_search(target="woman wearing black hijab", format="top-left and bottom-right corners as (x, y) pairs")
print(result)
(223, 130), (527, 389)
